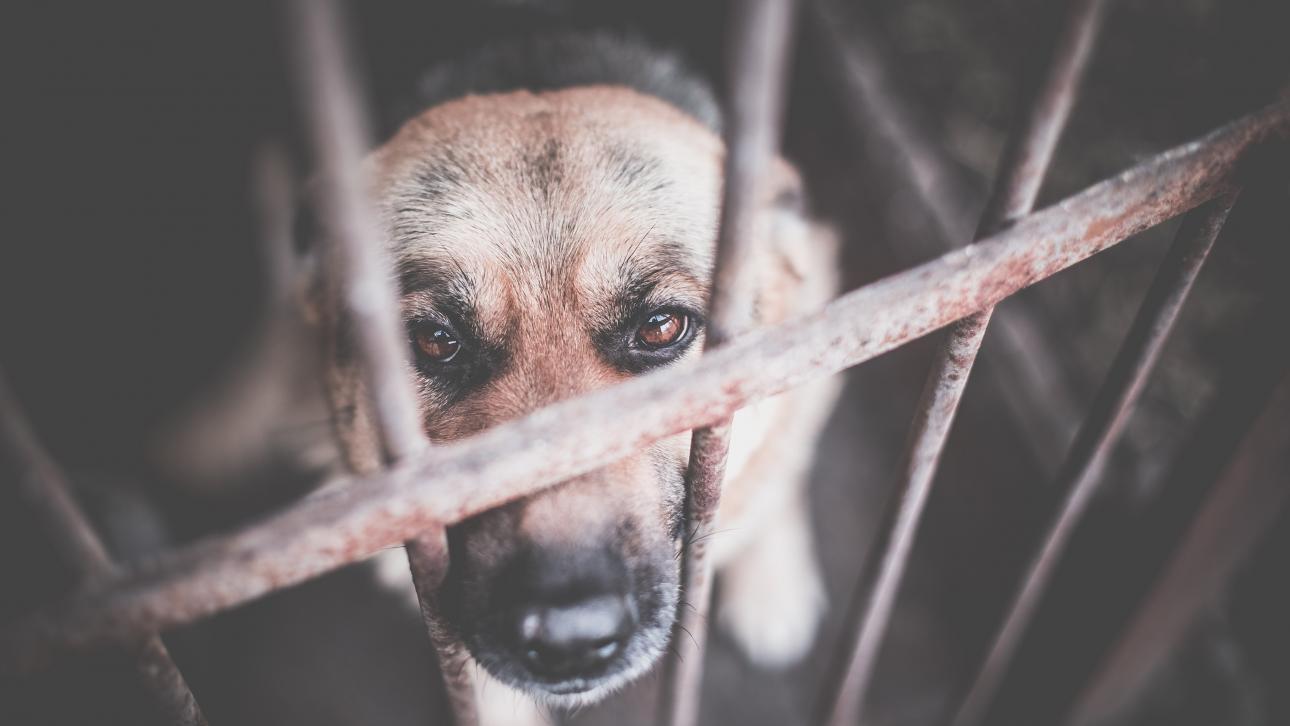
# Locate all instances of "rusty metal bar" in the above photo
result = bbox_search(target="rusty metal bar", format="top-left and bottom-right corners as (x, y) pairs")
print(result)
(405, 528), (478, 726)
(287, 0), (425, 464)
(0, 374), (208, 726)
(1063, 374), (1290, 726)
(818, 1), (1109, 723)
(0, 100), (1283, 674)
(285, 3), (475, 724)
(658, 1), (798, 724)
(810, 0), (1085, 470)
(948, 192), (1238, 726)
(808, 0), (981, 248)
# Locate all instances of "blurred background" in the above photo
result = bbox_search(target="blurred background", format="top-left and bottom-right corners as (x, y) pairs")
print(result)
(2, 1), (1288, 724)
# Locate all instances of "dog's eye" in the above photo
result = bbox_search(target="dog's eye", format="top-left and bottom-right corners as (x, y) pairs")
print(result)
(636, 311), (688, 349)
(413, 325), (461, 363)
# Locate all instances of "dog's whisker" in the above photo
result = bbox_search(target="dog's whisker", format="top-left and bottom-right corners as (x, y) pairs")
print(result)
(675, 622), (700, 649)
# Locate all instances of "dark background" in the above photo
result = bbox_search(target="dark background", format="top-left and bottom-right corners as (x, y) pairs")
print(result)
(2, 1), (1289, 724)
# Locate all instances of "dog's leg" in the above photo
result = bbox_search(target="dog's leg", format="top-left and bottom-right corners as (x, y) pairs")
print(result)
(716, 488), (826, 668)
(714, 373), (839, 668)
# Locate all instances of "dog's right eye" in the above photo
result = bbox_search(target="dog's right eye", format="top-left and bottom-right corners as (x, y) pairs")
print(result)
(635, 311), (688, 349)
(412, 324), (461, 364)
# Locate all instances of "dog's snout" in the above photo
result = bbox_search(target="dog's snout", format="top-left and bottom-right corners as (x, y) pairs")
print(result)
(499, 545), (642, 681)
(450, 473), (683, 698)
(516, 595), (635, 678)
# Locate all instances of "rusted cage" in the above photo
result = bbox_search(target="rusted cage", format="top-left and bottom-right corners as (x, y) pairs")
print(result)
(2, 0), (1288, 725)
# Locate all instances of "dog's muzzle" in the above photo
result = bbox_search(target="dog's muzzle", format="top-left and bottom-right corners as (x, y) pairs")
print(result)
(501, 545), (639, 686)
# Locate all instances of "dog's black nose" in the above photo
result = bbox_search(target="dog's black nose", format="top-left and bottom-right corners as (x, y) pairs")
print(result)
(516, 595), (634, 679)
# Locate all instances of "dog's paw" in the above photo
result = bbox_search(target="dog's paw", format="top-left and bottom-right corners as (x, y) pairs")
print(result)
(717, 529), (827, 669)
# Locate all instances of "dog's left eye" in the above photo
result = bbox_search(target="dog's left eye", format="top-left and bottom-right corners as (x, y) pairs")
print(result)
(636, 310), (689, 349)
(412, 324), (461, 363)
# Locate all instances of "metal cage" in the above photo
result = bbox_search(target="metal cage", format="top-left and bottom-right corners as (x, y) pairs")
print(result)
(3, 0), (1288, 725)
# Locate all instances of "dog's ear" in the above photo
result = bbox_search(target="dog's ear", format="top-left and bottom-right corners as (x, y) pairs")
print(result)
(753, 159), (841, 326)
(289, 192), (330, 328)
(288, 187), (389, 478)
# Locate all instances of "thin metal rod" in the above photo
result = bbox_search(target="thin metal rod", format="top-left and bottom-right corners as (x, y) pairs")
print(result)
(949, 193), (1237, 726)
(979, 4), (1111, 235)
(0, 100), (1283, 674)
(1062, 378), (1290, 726)
(808, 0), (981, 248)
(816, 311), (990, 726)
(0, 375), (208, 726)
(819, 1), (1109, 723)
(285, 3), (475, 724)
(810, 0), (1084, 469)
(287, 0), (424, 463)
(658, 1), (798, 724)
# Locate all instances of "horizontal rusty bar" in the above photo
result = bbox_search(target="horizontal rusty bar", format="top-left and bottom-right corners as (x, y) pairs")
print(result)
(820, 0), (1109, 722)
(0, 375), (208, 725)
(658, 1), (799, 725)
(949, 192), (1238, 726)
(1, 99), (1284, 674)
(1062, 377), (1290, 726)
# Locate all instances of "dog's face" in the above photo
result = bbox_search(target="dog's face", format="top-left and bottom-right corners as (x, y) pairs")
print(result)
(342, 87), (734, 704)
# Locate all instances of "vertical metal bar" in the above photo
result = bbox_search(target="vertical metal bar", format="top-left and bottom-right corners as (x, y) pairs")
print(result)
(809, 0), (1084, 471)
(949, 193), (1238, 726)
(285, 0), (424, 463)
(0, 375), (208, 726)
(818, 1), (1109, 724)
(1062, 372), (1290, 726)
(285, 3), (475, 725)
(657, 1), (798, 725)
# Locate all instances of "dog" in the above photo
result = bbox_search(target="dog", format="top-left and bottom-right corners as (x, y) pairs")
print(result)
(316, 31), (842, 719)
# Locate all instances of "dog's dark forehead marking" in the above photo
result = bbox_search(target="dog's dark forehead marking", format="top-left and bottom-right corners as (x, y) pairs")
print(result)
(604, 143), (669, 195)
(410, 152), (467, 205)
(525, 137), (565, 200)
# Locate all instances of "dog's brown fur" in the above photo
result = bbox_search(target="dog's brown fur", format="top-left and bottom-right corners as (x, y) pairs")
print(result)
(321, 85), (840, 714)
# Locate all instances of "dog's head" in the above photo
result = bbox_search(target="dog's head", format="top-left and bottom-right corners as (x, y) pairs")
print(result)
(320, 86), (804, 705)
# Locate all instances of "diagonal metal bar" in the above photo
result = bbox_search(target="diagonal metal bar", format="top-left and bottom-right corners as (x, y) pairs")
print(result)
(1062, 372), (1290, 726)
(810, 0), (1084, 471)
(808, 0), (982, 253)
(285, 2), (475, 724)
(948, 193), (1237, 726)
(0, 99), (1283, 675)
(818, 1), (1110, 723)
(657, 1), (798, 725)
(0, 374), (208, 726)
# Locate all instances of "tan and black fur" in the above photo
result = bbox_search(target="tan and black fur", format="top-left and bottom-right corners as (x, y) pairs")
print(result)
(317, 33), (842, 716)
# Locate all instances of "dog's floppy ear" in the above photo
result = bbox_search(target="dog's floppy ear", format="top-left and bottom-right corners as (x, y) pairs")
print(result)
(289, 188), (389, 478)
(289, 192), (330, 329)
(752, 158), (841, 327)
